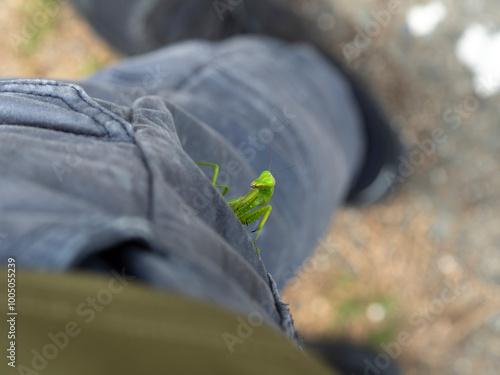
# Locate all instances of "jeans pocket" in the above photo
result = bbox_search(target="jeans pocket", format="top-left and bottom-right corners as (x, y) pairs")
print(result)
(0, 79), (134, 142)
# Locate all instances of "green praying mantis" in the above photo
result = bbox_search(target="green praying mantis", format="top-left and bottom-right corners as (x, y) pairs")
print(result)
(196, 157), (293, 254)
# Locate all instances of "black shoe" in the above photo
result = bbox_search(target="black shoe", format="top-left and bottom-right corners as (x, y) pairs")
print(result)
(340, 76), (403, 206)
(72, 0), (402, 205)
(71, 0), (253, 55)
(306, 340), (403, 375)
(240, 1), (404, 205)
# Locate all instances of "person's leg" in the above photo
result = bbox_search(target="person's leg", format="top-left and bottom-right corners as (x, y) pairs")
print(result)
(73, 36), (401, 373)
(78, 35), (366, 289)
(0, 5), (405, 374)
(0, 34), (363, 345)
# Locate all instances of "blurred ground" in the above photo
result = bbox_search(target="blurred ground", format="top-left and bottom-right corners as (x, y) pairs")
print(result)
(1, 1), (499, 375)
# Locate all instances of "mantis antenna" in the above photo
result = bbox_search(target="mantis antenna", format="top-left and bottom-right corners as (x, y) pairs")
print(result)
(268, 137), (294, 175)
(268, 137), (274, 171)
(271, 165), (295, 175)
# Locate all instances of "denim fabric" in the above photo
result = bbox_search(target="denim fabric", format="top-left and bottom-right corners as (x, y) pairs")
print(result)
(0, 36), (364, 338)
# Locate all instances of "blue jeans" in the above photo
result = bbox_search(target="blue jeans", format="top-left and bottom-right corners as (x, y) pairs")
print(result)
(0, 35), (365, 339)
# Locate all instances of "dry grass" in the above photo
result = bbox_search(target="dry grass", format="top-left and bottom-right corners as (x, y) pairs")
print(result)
(0, 0), (117, 78)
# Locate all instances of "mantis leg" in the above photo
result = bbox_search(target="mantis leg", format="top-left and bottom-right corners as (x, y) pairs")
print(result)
(227, 196), (243, 208)
(228, 189), (259, 213)
(238, 204), (272, 252)
(196, 162), (230, 196)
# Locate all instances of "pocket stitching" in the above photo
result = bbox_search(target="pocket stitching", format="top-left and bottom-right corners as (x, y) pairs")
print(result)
(0, 80), (134, 140)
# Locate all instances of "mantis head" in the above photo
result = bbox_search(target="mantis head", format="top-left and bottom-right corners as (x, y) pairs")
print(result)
(251, 170), (276, 189)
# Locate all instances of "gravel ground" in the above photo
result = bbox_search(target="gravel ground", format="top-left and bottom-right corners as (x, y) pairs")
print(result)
(1, 1), (499, 375)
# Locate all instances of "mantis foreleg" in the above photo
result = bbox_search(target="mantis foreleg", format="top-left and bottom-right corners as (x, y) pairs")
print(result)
(238, 205), (272, 253)
(228, 189), (258, 212)
(227, 190), (272, 253)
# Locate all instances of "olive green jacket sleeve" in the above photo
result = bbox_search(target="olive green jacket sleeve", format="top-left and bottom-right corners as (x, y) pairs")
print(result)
(1, 271), (335, 375)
